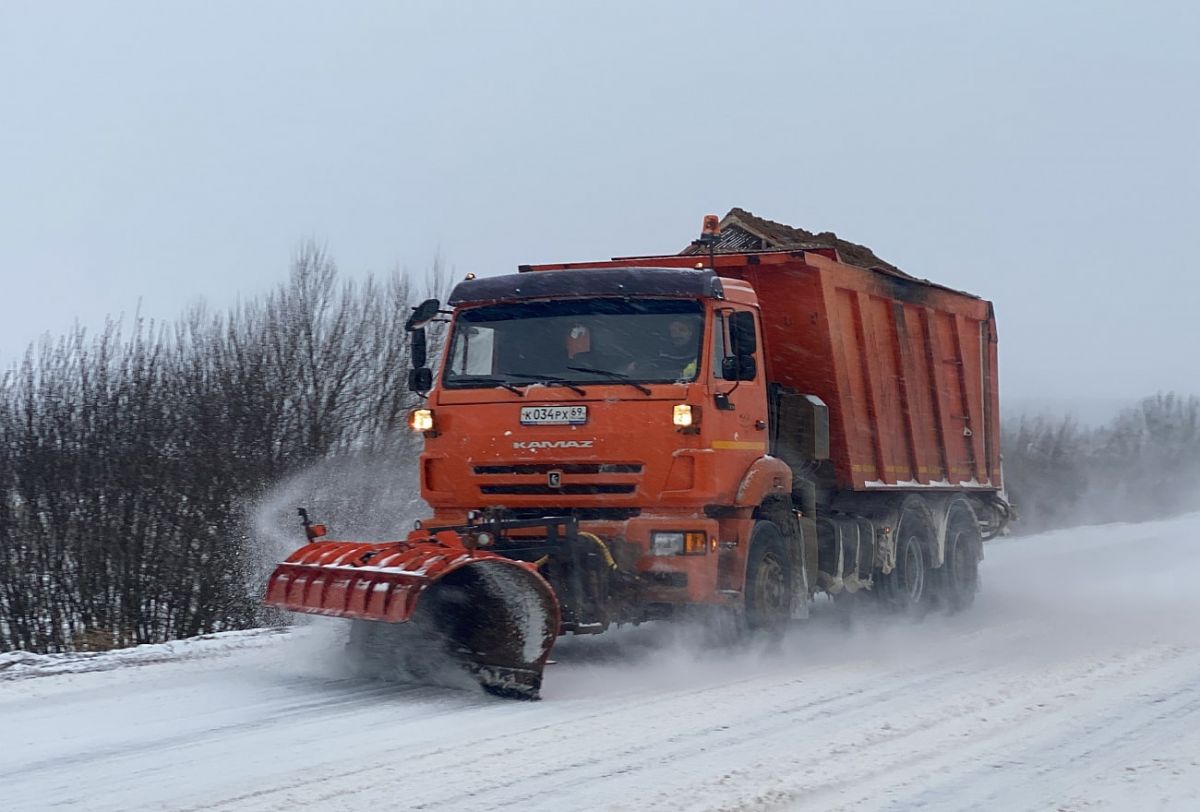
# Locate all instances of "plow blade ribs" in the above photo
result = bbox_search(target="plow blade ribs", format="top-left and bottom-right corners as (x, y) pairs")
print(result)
(265, 530), (560, 699)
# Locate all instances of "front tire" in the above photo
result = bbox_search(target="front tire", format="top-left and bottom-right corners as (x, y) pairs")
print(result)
(745, 521), (792, 632)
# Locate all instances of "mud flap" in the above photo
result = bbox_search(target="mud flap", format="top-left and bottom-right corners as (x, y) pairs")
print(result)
(789, 550), (810, 620)
(787, 514), (810, 620)
(266, 533), (560, 699)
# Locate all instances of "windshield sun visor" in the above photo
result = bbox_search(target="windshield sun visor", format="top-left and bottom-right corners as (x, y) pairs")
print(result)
(448, 267), (725, 307)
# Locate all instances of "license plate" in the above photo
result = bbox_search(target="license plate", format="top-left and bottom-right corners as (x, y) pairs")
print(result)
(520, 405), (588, 426)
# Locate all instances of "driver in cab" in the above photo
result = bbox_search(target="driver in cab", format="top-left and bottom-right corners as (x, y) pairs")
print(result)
(654, 319), (699, 379)
(567, 318), (700, 381)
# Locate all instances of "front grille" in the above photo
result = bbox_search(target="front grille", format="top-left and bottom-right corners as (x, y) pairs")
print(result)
(473, 460), (642, 499)
(480, 484), (636, 496)
(491, 507), (641, 521)
(641, 571), (689, 588)
(474, 463), (643, 475)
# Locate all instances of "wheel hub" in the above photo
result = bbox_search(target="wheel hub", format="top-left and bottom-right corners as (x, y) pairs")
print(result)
(755, 553), (787, 614)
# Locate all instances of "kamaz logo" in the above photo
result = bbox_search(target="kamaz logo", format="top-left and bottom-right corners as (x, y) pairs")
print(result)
(512, 440), (595, 449)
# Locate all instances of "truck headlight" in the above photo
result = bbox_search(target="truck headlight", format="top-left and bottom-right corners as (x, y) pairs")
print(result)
(651, 530), (708, 556)
(651, 532), (684, 556)
(409, 408), (435, 432)
(672, 404), (694, 427)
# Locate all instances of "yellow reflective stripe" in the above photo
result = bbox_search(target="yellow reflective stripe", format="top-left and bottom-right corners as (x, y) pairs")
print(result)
(711, 440), (766, 451)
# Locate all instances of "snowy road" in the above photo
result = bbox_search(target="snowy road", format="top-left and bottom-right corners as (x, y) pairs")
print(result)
(4, 516), (1200, 811)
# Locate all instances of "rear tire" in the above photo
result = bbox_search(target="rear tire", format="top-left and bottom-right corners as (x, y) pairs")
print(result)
(745, 521), (792, 633)
(882, 504), (933, 615)
(940, 505), (982, 612)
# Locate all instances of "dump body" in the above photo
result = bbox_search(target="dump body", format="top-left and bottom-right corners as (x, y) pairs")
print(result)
(729, 253), (1000, 492)
(526, 251), (1002, 495)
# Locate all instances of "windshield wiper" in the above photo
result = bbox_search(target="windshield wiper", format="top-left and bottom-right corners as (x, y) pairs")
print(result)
(452, 376), (526, 396)
(566, 366), (652, 396)
(505, 372), (587, 396)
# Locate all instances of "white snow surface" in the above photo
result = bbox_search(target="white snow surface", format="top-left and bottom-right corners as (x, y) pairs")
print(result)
(4, 515), (1200, 811)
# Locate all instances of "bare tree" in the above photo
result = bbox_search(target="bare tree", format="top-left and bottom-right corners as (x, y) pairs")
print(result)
(0, 247), (438, 653)
(1002, 393), (1200, 534)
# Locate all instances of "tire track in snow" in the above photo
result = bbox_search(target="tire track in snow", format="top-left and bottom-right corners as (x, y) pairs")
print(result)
(661, 643), (1200, 812)
(8, 514), (1200, 812)
(206, 620), (1035, 811)
(890, 647), (1200, 811)
(0, 681), (422, 781)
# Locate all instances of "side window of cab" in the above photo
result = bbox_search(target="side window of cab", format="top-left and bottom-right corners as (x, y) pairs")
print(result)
(711, 309), (758, 381)
(711, 311), (731, 379)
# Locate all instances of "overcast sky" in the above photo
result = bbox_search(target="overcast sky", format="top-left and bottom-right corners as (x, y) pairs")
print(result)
(2, 1), (1197, 411)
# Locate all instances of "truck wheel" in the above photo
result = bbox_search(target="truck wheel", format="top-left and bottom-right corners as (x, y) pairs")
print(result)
(883, 507), (932, 614)
(941, 506), (982, 612)
(745, 521), (792, 632)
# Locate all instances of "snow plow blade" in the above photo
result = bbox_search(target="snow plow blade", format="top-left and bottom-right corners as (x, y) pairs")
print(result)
(265, 529), (561, 699)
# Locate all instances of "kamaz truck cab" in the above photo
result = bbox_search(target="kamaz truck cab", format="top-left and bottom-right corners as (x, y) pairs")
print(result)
(408, 266), (802, 634)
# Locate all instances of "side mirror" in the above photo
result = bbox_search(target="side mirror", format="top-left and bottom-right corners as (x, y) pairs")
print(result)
(721, 354), (757, 381)
(730, 311), (757, 355)
(405, 298), (441, 331)
(736, 354), (757, 381)
(411, 328), (428, 369)
(408, 367), (433, 392)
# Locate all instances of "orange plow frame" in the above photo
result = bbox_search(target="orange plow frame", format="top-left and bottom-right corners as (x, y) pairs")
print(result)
(265, 529), (562, 699)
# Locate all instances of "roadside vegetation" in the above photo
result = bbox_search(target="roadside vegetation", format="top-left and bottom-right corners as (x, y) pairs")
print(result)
(0, 245), (441, 653)
(1, 247), (1196, 653)
(1002, 393), (1200, 533)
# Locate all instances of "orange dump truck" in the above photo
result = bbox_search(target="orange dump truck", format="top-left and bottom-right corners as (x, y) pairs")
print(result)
(266, 213), (1010, 698)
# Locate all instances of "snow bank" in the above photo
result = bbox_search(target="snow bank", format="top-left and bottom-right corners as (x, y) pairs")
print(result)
(0, 627), (293, 682)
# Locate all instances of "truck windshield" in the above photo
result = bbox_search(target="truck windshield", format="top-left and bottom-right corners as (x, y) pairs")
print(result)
(444, 298), (705, 388)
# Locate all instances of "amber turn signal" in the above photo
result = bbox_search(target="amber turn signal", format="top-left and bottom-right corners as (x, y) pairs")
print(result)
(683, 531), (707, 555)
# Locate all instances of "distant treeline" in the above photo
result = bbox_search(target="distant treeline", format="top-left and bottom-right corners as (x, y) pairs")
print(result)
(0, 246), (437, 653)
(1002, 393), (1200, 534)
